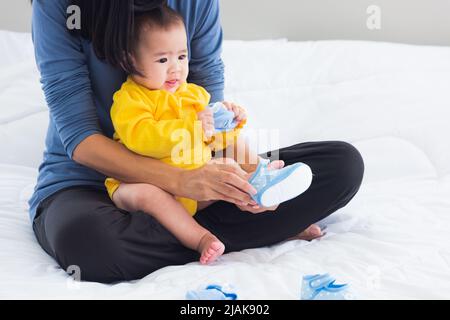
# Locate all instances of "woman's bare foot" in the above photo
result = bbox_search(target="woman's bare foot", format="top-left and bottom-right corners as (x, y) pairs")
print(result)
(198, 233), (225, 265)
(288, 224), (323, 241)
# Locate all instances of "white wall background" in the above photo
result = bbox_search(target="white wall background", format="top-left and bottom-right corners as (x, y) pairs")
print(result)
(220, 0), (450, 46)
(1, 0), (449, 46)
(0, 0), (32, 33)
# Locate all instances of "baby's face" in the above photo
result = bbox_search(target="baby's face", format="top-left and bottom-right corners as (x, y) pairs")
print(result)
(132, 24), (189, 93)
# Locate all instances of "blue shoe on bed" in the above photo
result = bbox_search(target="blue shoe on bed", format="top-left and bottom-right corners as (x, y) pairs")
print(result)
(301, 274), (351, 300)
(248, 158), (313, 207)
(186, 284), (238, 300)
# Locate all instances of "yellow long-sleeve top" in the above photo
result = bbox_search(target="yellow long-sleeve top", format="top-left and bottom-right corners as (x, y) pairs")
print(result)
(105, 77), (245, 215)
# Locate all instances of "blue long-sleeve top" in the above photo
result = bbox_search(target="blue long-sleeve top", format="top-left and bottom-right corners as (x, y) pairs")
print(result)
(28, 0), (225, 222)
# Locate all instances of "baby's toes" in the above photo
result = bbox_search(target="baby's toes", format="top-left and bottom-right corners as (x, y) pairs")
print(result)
(210, 242), (224, 252)
(200, 253), (210, 265)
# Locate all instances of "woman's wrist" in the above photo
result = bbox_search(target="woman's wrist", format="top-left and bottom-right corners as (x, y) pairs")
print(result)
(170, 168), (184, 196)
(143, 158), (183, 196)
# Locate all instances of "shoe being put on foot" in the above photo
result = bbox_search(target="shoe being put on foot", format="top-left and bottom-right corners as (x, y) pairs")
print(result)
(248, 158), (313, 207)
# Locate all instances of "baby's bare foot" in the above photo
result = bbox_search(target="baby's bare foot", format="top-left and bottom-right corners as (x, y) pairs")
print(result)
(288, 224), (323, 241)
(198, 233), (225, 265)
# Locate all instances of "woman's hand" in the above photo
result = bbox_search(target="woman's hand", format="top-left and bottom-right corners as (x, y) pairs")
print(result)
(222, 101), (247, 123)
(197, 108), (215, 139)
(235, 159), (285, 214)
(178, 158), (258, 206)
(236, 203), (279, 214)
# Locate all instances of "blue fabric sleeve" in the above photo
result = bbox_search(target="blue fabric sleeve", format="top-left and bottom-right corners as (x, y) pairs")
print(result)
(32, 0), (102, 159)
(188, 0), (225, 103)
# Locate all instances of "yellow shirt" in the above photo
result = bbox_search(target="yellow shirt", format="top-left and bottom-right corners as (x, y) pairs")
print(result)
(105, 77), (245, 215)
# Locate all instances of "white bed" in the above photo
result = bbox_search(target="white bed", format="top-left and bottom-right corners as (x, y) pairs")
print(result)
(1, 30), (449, 299)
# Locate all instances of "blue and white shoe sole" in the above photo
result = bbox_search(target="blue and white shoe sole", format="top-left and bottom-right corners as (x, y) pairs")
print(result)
(258, 163), (313, 207)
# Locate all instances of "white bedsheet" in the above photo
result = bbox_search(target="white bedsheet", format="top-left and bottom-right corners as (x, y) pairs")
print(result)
(0, 30), (449, 299)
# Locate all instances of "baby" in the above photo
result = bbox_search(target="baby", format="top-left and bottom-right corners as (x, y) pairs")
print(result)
(106, 4), (313, 264)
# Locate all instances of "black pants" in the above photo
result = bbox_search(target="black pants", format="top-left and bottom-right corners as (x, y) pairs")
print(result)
(33, 141), (364, 283)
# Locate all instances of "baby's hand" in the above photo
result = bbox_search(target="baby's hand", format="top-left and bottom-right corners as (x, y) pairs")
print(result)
(197, 108), (214, 139)
(222, 101), (247, 123)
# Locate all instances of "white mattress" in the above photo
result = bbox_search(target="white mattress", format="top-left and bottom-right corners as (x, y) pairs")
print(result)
(1, 30), (449, 299)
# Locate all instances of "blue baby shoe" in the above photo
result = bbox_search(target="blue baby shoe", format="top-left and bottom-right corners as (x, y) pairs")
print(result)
(301, 274), (350, 300)
(248, 158), (313, 207)
(208, 102), (239, 133)
(186, 284), (238, 300)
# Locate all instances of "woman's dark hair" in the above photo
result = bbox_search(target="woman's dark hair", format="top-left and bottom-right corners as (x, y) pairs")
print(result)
(69, 0), (185, 74)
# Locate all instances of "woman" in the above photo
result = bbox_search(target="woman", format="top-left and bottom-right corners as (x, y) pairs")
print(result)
(30, 0), (364, 283)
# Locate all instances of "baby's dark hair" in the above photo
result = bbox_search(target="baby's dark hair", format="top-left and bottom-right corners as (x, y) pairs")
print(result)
(132, 3), (186, 57)
(66, 0), (185, 75)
